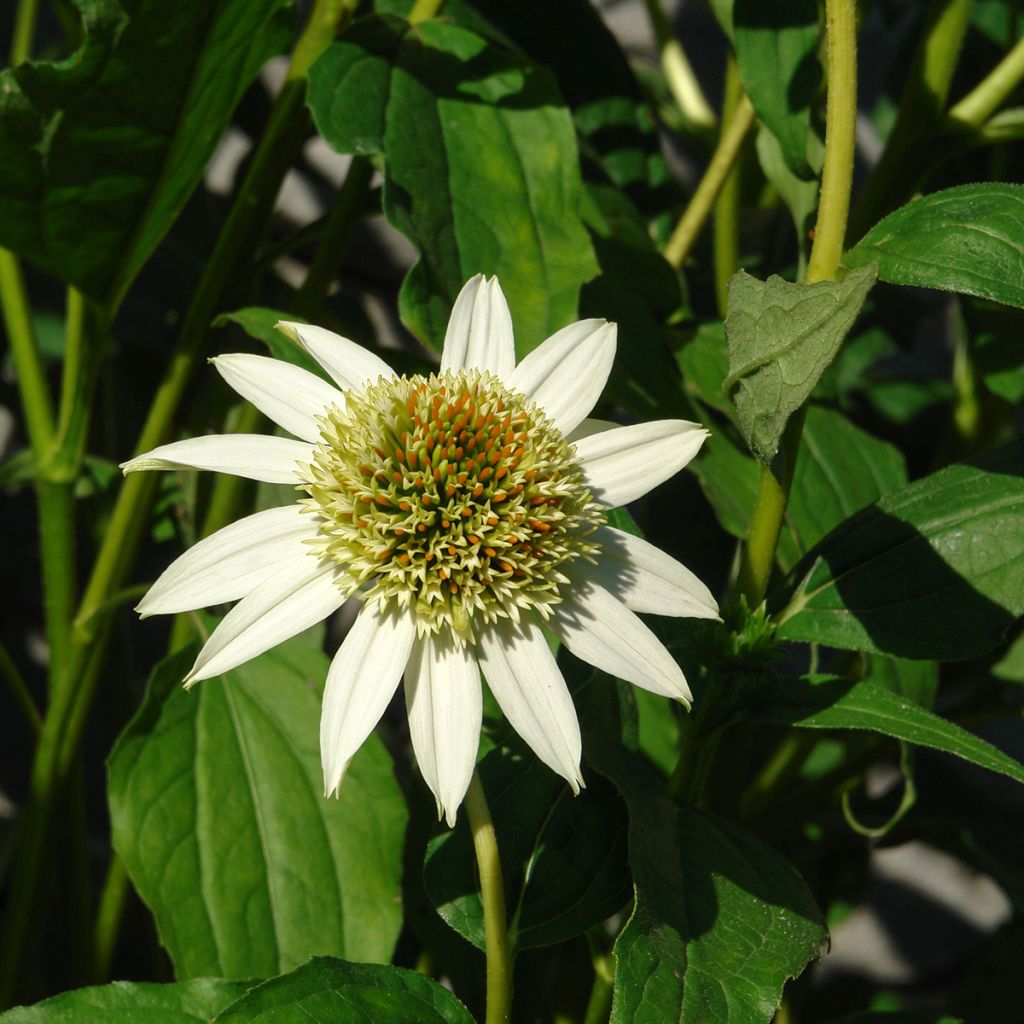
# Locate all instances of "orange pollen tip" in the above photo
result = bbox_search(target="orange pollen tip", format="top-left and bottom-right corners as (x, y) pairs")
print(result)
(449, 582), (459, 594)
(398, 553), (410, 565)
(469, 534), (479, 544)
(472, 483), (484, 497)
(417, 523), (426, 533)
(495, 466), (508, 480)
(399, 502), (411, 512)
(442, 519), (451, 529)
(484, 547), (496, 558)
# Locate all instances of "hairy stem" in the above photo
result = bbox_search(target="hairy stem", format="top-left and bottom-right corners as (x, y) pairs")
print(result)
(465, 772), (513, 1024)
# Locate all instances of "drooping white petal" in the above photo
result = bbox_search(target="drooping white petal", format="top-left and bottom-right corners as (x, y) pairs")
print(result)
(321, 601), (416, 796)
(120, 434), (313, 484)
(550, 581), (692, 705)
(405, 633), (482, 826)
(438, 275), (516, 378)
(574, 420), (708, 508)
(276, 321), (396, 392)
(508, 320), (616, 434)
(137, 505), (319, 617)
(211, 353), (344, 443)
(580, 525), (720, 620)
(476, 618), (584, 792)
(184, 557), (345, 685)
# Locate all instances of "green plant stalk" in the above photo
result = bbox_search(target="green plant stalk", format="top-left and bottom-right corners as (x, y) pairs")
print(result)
(664, 95), (756, 270)
(738, 0), (858, 608)
(582, 950), (614, 1024)
(465, 771), (513, 1024)
(91, 852), (129, 983)
(713, 56), (744, 317)
(949, 32), (1024, 126)
(9, 0), (39, 63)
(0, 2), (354, 1001)
(849, 0), (971, 240)
(0, 642), (41, 737)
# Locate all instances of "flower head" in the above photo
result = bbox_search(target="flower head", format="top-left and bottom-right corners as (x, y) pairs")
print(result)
(123, 276), (718, 824)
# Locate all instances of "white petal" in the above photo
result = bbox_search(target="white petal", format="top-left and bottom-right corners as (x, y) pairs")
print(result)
(574, 420), (708, 508)
(211, 353), (343, 443)
(582, 525), (719, 620)
(550, 581), (692, 705)
(508, 320), (616, 434)
(321, 602), (416, 796)
(120, 434), (313, 484)
(476, 618), (583, 792)
(405, 633), (482, 826)
(276, 321), (396, 392)
(137, 505), (319, 617)
(440, 275), (516, 377)
(185, 557), (344, 684)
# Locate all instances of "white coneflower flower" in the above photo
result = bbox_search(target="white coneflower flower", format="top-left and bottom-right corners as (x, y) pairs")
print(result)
(123, 276), (718, 824)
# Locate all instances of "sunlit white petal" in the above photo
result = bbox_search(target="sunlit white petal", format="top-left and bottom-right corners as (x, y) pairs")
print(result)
(508, 320), (616, 435)
(120, 434), (313, 484)
(441, 275), (515, 377)
(137, 505), (319, 617)
(550, 581), (692, 705)
(477, 618), (584, 792)
(211, 353), (343, 443)
(405, 633), (482, 826)
(276, 321), (397, 392)
(321, 602), (416, 796)
(580, 525), (720, 620)
(574, 420), (708, 507)
(185, 558), (345, 685)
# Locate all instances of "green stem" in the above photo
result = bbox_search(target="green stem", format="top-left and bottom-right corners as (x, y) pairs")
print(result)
(738, 0), (858, 608)
(664, 95), (755, 270)
(0, 642), (41, 737)
(949, 32), (1024, 126)
(91, 853), (130, 983)
(465, 771), (512, 1024)
(848, 0), (971, 240)
(0, 250), (53, 454)
(35, 480), (77, 695)
(10, 0), (40, 63)
(582, 950), (614, 1024)
(294, 155), (374, 317)
(713, 56), (744, 317)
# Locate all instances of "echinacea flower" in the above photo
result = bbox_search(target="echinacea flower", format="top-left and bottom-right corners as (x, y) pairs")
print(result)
(123, 276), (718, 824)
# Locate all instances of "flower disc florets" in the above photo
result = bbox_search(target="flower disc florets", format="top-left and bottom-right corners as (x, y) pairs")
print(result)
(303, 369), (603, 641)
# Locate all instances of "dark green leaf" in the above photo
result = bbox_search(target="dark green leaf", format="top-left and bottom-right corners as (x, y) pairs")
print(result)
(214, 308), (327, 381)
(307, 15), (598, 354)
(751, 676), (1024, 786)
(993, 629), (1024, 682)
(0, 978), (250, 1023)
(212, 957), (474, 1024)
(678, 321), (733, 418)
(774, 440), (1024, 660)
(588, 747), (826, 1024)
(424, 746), (630, 951)
(688, 430), (759, 540)
(845, 184), (1024, 309)
(108, 635), (407, 980)
(724, 266), (876, 462)
(0, 0), (292, 306)
(734, 0), (821, 177)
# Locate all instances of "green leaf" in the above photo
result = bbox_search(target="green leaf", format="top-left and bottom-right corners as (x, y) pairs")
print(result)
(214, 308), (328, 381)
(751, 676), (1024, 786)
(734, 0), (821, 177)
(423, 746), (630, 951)
(845, 184), (1024, 309)
(108, 635), (407, 980)
(688, 430), (759, 540)
(0, 978), (250, 1024)
(780, 405), (907, 569)
(211, 957), (474, 1024)
(0, 0), (293, 307)
(588, 746), (826, 1024)
(723, 265), (877, 462)
(307, 15), (598, 354)
(756, 126), (821, 272)
(678, 321), (733, 418)
(774, 440), (1024, 660)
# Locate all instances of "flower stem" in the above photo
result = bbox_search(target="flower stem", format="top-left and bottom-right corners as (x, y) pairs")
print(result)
(713, 55), (744, 317)
(90, 852), (129, 983)
(949, 33), (1024, 127)
(738, 0), (858, 608)
(664, 94), (755, 270)
(465, 771), (512, 1024)
(0, 642), (41, 737)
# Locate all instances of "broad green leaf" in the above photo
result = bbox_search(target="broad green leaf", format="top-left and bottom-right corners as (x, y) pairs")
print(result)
(780, 405), (907, 569)
(724, 266), (876, 462)
(734, 0), (821, 177)
(307, 15), (598, 355)
(215, 308), (326, 381)
(108, 636), (407, 980)
(588, 745), (826, 1024)
(0, 978), (250, 1024)
(865, 655), (938, 709)
(212, 957), (474, 1024)
(751, 676), (1024, 786)
(423, 746), (630, 951)
(845, 184), (1024, 309)
(678, 321), (733, 418)
(0, 0), (292, 307)
(774, 440), (1024, 660)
